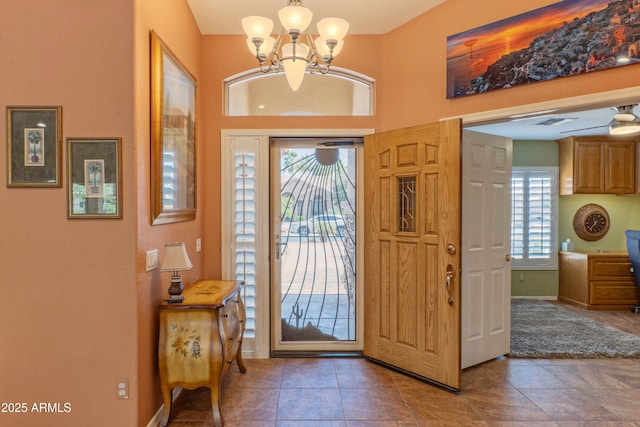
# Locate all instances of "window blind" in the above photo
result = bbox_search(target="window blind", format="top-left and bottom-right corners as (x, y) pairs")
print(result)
(511, 167), (558, 269)
(232, 152), (257, 339)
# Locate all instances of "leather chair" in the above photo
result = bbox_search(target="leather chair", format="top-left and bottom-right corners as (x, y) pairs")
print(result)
(624, 230), (640, 313)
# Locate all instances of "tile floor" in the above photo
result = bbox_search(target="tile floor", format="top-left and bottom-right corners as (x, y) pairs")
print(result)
(164, 303), (640, 426)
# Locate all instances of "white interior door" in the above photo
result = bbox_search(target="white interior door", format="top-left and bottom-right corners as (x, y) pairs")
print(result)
(461, 130), (512, 369)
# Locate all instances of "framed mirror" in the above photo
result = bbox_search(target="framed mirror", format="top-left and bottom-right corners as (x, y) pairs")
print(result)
(150, 30), (197, 225)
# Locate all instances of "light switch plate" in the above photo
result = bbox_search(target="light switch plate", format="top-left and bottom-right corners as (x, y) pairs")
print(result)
(196, 238), (201, 253)
(146, 249), (158, 272)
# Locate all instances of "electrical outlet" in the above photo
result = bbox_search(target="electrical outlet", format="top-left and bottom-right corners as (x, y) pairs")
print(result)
(196, 238), (201, 253)
(519, 273), (525, 282)
(116, 379), (129, 399)
(146, 249), (158, 272)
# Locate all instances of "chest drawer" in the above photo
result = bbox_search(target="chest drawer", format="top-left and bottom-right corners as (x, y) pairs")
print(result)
(589, 257), (634, 281)
(590, 281), (640, 303)
(158, 280), (246, 427)
(219, 298), (241, 356)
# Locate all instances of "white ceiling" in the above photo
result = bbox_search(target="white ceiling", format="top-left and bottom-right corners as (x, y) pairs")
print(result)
(186, 0), (445, 35)
(468, 106), (634, 140)
(186, 0), (639, 141)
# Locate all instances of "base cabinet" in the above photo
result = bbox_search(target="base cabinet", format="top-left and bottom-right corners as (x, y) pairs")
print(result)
(559, 251), (640, 310)
(158, 280), (246, 427)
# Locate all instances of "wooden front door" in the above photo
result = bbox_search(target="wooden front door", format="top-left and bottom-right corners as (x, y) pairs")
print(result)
(363, 120), (462, 390)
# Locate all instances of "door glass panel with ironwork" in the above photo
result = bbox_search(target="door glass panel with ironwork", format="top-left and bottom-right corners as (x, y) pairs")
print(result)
(271, 138), (360, 351)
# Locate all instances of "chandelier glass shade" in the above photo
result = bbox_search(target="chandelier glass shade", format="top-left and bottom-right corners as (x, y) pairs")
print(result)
(242, 0), (349, 91)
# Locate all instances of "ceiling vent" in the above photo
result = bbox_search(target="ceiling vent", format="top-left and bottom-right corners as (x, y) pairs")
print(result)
(536, 118), (577, 126)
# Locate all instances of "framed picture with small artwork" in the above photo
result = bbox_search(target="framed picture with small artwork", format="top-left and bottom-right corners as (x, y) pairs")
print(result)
(6, 106), (62, 187)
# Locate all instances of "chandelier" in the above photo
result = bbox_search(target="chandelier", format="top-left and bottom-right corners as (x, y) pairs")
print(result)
(241, 0), (349, 91)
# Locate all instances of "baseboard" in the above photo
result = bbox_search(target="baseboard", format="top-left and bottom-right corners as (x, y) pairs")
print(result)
(511, 296), (558, 300)
(147, 407), (163, 427)
(146, 387), (182, 427)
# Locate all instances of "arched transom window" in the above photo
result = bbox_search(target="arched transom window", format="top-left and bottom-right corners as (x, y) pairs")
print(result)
(224, 67), (374, 116)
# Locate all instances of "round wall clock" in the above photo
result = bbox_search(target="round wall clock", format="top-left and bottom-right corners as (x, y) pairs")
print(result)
(572, 203), (610, 241)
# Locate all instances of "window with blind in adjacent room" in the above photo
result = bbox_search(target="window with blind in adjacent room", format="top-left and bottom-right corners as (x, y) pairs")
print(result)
(511, 167), (558, 270)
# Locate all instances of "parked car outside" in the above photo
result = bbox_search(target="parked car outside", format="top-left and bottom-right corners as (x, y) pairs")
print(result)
(286, 219), (303, 235)
(294, 214), (345, 237)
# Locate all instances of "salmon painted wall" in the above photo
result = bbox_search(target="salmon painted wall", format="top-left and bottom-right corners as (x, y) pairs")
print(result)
(0, 1), (138, 426)
(4, 0), (640, 425)
(199, 0), (640, 276)
(134, 0), (202, 425)
(379, 0), (640, 129)
(198, 34), (382, 278)
(0, 0), (201, 425)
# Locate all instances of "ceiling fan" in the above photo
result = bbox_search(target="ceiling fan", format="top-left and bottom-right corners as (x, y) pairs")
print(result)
(560, 104), (640, 135)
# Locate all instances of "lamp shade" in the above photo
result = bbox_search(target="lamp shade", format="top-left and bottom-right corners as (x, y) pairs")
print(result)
(241, 16), (274, 40)
(613, 109), (637, 123)
(609, 105), (640, 135)
(609, 120), (640, 135)
(281, 42), (310, 91)
(317, 17), (349, 42)
(278, 5), (313, 33)
(160, 242), (193, 272)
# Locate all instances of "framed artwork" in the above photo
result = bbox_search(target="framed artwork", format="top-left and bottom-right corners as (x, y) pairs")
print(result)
(6, 106), (62, 187)
(446, 0), (639, 98)
(67, 137), (122, 219)
(150, 30), (197, 225)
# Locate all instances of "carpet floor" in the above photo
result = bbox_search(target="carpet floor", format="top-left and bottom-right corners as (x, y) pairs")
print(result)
(509, 298), (640, 358)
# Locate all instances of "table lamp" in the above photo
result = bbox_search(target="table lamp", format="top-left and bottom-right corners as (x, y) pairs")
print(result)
(160, 242), (193, 303)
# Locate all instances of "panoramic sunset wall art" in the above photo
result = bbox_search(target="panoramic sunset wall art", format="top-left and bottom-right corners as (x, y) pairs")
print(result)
(446, 0), (640, 98)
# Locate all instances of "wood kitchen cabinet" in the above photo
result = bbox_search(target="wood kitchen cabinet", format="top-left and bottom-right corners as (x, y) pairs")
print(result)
(559, 251), (640, 310)
(557, 136), (636, 195)
(158, 280), (246, 427)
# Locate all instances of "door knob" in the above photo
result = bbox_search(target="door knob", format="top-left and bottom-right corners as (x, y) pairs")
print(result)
(447, 243), (456, 255)
(505, 254), (511, 262)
